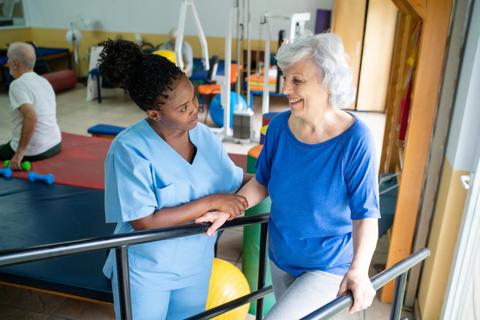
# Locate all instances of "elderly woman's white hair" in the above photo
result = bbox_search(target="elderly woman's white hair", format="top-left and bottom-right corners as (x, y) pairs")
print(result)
(276, 33), (355, 108)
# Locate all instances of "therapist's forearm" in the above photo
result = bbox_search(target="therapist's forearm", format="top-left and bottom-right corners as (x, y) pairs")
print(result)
(350, 218), (378, 273)
(130, 193), (245, 230)
(130, 197), (214, 230)
(237, 176), (268, 211)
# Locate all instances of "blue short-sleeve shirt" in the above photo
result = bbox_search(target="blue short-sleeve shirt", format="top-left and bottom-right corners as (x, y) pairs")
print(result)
(256, 111), (380, 276)
(103, 120), (243, 288)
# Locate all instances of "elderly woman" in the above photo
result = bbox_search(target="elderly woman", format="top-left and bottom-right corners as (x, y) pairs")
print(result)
(198, 33), (380, 318)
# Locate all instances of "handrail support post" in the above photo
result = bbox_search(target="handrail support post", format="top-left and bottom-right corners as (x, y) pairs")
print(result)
(256, 222), (268, 319)
(390, 271), (408, 320)
(116, 245), (132, 320)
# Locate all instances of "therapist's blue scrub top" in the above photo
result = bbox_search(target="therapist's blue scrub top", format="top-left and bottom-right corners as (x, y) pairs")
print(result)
(103, 119), (243, 288)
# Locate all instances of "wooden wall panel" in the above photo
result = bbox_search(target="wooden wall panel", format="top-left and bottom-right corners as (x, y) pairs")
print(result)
(331, 0), (367, 103)
(356, 0), (398, 112)
(380, 0), (453, 303)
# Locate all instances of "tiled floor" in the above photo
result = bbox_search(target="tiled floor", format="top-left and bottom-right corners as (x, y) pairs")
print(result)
(0, 85), (406, 319)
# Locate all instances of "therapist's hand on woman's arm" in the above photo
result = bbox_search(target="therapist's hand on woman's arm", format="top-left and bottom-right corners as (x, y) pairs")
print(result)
(130, 193), (248, 231)
(337, 218), (378, 314)
(195, 177), (268, 235)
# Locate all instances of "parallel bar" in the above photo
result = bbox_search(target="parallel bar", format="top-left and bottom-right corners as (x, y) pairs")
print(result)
(187, 286), (273, 320)
(256, 222), (268, 319)
(116, 246), (132, 320)
(370, 249), (429, 291)
(0, 214), (430, 320)
(0, 215), (270, 267)
(301, 248), (430, 320)
(390, 272), (408, 320)
(301, 292), (352, 319)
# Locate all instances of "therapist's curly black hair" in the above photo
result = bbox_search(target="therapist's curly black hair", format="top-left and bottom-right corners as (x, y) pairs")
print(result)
(98, 39), (184, 111)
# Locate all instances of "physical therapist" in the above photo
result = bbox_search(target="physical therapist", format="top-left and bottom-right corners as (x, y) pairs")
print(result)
(98, 39), (248, 320)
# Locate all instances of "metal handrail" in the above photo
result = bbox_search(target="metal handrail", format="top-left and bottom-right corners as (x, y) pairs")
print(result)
(302, 248), (430, 320)
(187, 286), (273, 320)
(0, 214), (270, 320)
(0, 215), (269, 267)
(0, 215), (430, 320)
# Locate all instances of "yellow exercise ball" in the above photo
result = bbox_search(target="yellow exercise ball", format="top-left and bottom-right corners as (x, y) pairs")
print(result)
(207, 258), (251, 320)
(153, 49), (180, 66)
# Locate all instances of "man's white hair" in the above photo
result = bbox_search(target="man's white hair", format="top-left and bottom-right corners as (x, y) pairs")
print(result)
(7, 42), (36, 69)
(169, 28), (178, 39)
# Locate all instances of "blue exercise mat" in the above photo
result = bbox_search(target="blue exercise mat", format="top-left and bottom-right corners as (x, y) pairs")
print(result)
(0, 179), (115, 301)
(0, 175), (397, 302)
(87, 124), (126, 136)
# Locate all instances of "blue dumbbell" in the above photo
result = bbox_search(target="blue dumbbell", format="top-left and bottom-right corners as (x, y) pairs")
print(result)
(27, 171), (55, 185)
(0, 167), (13, 179)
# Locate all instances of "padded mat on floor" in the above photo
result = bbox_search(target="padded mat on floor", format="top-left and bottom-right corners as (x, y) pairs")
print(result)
(11, 132), (247, 190)
(0, 179), (114, 301)
(11, 132), (110, 190)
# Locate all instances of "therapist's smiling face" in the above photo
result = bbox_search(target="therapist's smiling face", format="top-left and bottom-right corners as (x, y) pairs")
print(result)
(149, 76), (199, 131)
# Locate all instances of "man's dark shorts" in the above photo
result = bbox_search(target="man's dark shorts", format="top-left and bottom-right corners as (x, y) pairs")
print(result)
(0, 142), (62, 161)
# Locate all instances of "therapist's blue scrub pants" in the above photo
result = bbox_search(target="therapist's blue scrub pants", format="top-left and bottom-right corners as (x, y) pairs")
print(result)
(111, 268), (212, 320)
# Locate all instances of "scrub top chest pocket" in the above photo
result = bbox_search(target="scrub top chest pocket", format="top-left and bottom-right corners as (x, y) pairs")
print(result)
(156, 184), (178, 208)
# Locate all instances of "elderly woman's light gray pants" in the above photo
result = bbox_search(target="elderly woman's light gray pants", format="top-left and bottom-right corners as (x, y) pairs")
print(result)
(265, 261), (360, 320)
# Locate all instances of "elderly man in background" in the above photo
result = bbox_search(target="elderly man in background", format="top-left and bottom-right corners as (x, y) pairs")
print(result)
(0, 42), (61, 169)
(160, 28), (194, 77)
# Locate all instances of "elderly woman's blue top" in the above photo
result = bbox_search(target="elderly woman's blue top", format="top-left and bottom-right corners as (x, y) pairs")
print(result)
(256, 111), (380, 277)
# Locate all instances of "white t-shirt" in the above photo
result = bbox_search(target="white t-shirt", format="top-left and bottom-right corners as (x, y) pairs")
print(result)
(9, 72), (61, 156)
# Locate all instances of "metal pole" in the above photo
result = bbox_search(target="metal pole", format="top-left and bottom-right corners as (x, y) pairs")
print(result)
(256, 222), (268, 319)
(189, 0), (210, 70)
(275, 30), (285, 93)
(390, 272), (408, 320)
(223, 0), (234, 137)
(246, 0), (252, 108)
(235, 0), (242, 94)
(261, 15), (270, 115)
(175, 0), (188, 69)
(116, 245), (132, 320)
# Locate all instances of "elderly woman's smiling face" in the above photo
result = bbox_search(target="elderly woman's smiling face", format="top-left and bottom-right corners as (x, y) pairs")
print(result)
(281, 57), (330, 118)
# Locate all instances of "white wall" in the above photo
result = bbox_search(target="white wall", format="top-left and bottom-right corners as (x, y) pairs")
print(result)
(445, 0), (480, 172)
(441, 3), (480, 310)
(23, 0), (332, 38)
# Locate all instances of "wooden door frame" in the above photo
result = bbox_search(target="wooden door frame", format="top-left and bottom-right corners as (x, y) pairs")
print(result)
(380, 0), (453, 303)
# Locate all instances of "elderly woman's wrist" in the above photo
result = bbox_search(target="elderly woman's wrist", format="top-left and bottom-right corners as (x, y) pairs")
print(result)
(348, 263), (370, 274)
